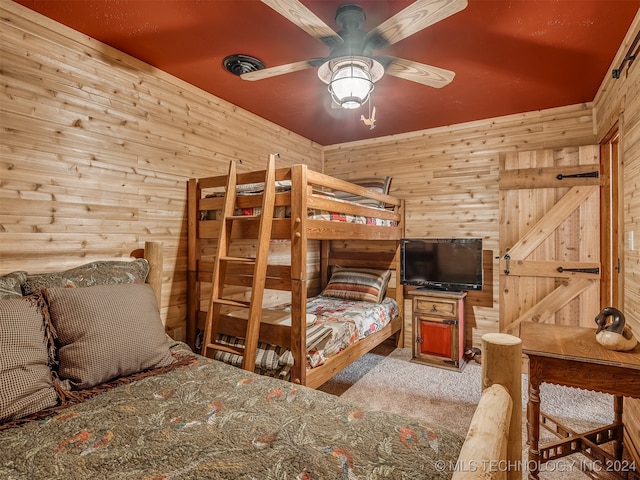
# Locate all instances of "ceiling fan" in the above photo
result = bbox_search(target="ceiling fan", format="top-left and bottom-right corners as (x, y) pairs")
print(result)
(241, 0), (468, 109)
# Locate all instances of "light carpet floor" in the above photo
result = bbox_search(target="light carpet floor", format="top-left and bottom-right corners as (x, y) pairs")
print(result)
(319, 344), (618, 480)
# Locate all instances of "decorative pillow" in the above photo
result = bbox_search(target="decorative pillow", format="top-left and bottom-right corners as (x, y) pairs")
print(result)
(0, 271), (27, 299)
(22, 259), (150, 295)
(321, 267), (392, 303)
(334, 176), (392, 208)
(235, 180), (292, 195)
(44, 283), (174, 390)
(0, 293), (59, 422)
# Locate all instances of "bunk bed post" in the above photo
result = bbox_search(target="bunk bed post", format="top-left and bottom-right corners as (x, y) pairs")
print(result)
(187, 179), (200, 349)
(320, 240), (330, 289)
(395, 199), (405, 348)
(289, 164), (308, 385)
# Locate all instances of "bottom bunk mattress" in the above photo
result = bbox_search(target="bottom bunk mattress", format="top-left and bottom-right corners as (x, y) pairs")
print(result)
(1, 342), (463, 479)
(211, 296), (399, 376)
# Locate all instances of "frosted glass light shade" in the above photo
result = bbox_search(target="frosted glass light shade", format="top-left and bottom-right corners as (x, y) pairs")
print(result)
(329, 62), (373, 109)
(317, 57), (383, 110)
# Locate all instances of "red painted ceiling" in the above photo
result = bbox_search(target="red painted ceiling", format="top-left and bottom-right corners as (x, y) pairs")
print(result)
(14, 0), (640, 146)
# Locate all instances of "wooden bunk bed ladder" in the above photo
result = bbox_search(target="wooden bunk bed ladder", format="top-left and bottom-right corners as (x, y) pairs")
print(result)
(201, 154), (278, 372)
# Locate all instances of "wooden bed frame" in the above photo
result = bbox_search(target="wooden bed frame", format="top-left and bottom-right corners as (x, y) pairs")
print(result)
(187, 162), (405, 387)
(2, 241), (522, 479)
(130, 240), (164, 323)
(137, 240), (526, 480)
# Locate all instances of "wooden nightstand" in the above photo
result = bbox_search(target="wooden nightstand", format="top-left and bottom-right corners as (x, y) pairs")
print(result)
(408, 289), (466, 371)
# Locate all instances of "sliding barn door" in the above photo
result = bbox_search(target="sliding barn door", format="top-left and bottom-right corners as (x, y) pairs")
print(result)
(499, 146), (601, 334)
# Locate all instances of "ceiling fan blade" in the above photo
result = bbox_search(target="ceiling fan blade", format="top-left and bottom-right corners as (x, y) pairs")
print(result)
(241, 60), (315, 81)
(261, 0), (343, 49)
(381, 56), (455, 88)
(365, 0), (468, 50)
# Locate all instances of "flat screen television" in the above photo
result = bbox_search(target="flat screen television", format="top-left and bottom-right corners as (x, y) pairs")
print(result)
(400, 238), (483, 292)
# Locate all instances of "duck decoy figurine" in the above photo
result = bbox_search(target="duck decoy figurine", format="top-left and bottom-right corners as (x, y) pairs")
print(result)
(594, 307), (638, 352)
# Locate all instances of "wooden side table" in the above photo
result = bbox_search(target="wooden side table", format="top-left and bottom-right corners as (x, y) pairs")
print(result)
(408, 289), (466, 371)
(520, 321), (640, 480)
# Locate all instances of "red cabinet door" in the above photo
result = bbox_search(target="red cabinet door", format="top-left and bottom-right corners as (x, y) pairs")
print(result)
(419, 321), (452, 358)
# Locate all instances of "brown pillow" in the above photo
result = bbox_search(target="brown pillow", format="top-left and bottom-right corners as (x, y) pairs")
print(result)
(322, 267), (392, 303)
(22, 259), (150, 295)
(0, 293), (59, 422)
(45, 284), (174, 390)
(0, 271), (27, 299)
(333, 176), (392, 208)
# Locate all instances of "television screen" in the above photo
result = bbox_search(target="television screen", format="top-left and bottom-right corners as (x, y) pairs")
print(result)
(400, 238), (483, 291)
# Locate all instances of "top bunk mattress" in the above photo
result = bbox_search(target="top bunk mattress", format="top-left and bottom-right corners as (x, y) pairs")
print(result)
(200, 177), (399, 227)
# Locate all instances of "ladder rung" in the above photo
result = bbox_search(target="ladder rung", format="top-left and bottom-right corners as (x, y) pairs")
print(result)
(212, 298), (251, 308)
(226, 215), (259, 221)
(206, 342), (244, 357)
(220, 256), (256, 264)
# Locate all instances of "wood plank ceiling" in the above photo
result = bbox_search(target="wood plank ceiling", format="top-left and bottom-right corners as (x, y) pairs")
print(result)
(13, 0), (640, 146)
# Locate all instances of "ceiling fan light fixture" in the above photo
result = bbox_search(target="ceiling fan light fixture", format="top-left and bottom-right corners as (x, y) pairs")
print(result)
(330, 61), (371, 109)
(319, 57), (383, 109)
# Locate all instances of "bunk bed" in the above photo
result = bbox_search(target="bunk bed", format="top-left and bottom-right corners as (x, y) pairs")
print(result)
(187, 160), (405, 387)
(1, 241), (522, 480)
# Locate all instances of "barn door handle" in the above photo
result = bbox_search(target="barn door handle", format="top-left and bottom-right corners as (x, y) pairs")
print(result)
(556, 171), (599, 180)
(503, 254), (510, 275)
(556, 266), (600, 274)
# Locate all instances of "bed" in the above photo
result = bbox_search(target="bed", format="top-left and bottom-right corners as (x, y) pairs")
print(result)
(0, 242), (521, 479)
(187, 160), (406, 387)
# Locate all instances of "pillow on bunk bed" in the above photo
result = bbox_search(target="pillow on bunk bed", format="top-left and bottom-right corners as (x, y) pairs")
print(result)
(43, 283), (174, 390)
(205, 180), (293, 198)
(333, 176), (392, 208)
(0, 293), (59, 422)
(235, 180), (292, 195)
(0, 271), (27, 299)
(22, 259), (150, 295)
(322, 267), (392, 304)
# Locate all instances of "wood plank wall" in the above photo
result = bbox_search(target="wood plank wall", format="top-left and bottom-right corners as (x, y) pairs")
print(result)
(1, 0), (637, 358)
(0, 0), (323, 340)
(324, 105), (598, 347)
(592, 10), (640, 464)
(593, 10), (640, 345)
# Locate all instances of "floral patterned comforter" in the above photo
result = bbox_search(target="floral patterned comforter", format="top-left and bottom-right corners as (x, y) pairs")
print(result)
(209, 297), (398, 374)
(0, 345), (462, 480)
(305, 296), (398, 343)
(281, 296), (399, 365)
